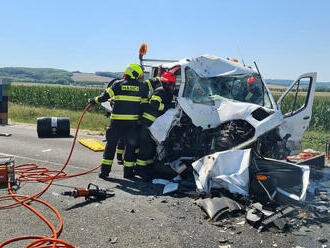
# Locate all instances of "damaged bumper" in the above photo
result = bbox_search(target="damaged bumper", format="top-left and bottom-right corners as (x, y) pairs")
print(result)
(192, 149), (310, 203)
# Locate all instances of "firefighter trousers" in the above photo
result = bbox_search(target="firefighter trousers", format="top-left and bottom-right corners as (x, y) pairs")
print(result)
(116, 138), (125, 162)
(102, 121), (138, 169)
(136, 125), (156, 168)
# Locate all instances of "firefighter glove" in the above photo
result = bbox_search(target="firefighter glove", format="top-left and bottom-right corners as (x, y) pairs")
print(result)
(89, 98), (97, 105)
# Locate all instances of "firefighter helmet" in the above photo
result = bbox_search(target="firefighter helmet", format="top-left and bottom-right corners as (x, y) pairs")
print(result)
(247, 76), (255, 83)
(125, 64), (143, 80)
(160, 71), (176, 91)
(160, 72), (176, 83)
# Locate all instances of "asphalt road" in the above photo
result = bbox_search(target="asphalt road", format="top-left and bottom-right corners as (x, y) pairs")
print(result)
(0, 123), (329, 248)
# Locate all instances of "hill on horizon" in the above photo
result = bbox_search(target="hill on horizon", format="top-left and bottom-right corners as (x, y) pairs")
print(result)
(0, 67), (124, 85)
(1, 67), (329, 87)
(265, 79), (330, 87)
(0, 67), (73, 84)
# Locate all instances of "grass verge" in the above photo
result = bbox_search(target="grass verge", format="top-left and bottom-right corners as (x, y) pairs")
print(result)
(9, 103), (108, 131)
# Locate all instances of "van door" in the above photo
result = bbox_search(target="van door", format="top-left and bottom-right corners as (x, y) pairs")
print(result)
(277, 72), (317, 155)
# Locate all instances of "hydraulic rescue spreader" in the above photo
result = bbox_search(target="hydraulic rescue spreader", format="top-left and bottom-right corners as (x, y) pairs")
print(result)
(61, 183), (114, 201)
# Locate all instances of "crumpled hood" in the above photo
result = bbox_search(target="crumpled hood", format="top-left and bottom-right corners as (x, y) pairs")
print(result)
(188, 55), (256, 77)
(177, 97), (261, 129)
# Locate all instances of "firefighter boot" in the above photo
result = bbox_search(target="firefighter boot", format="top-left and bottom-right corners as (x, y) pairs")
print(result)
(138, 166), (153, 182)
(99, 165), (111, 179)
(123, 166), (134, 179)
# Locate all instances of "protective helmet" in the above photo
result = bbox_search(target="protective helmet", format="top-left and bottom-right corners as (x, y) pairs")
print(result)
(247, 76), (256, 89)
(160, 71), (176, 84)
(125, 64), (143, 80)
(247, 76), (255, 83)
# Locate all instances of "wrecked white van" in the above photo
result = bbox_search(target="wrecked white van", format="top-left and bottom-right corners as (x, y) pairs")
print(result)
(101, 53), (316, 169)
(145, 55), (317, 167)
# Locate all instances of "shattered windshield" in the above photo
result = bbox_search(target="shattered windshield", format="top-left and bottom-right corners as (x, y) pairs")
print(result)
(183, 67), (272, 108)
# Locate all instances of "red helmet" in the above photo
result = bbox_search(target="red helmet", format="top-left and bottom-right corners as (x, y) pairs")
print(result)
(160, 71), (176, 84)
(247, 76), (255, 83)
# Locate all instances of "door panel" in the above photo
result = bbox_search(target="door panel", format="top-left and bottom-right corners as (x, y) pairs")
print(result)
(277, 72), (317, 155)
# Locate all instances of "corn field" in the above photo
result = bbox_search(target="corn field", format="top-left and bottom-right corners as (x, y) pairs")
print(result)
(9, 84), (330, 131)
(273, 92), (330, 132)
(10, 84), (104, 112)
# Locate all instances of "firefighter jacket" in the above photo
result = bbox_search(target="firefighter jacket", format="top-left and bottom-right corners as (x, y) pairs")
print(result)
(95, 78), (149, 121)
(141, 86), (174, 127)
(144, 77), (161, 97)
(242, 86), (262, 104)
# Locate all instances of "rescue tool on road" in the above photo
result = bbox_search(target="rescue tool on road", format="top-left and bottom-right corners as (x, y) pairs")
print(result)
(0, 156), (15, 186)
(61, 183), (115, 201)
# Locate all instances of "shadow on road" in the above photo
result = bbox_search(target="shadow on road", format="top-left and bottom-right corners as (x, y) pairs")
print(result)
(102, 176), (164, 196)
(101, 175), (197, 199)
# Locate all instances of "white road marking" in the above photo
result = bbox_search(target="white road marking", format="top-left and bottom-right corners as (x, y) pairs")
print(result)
(42, 149), (52, 152)
(0, 152), (87, 170)
(0, 152), (121, 177)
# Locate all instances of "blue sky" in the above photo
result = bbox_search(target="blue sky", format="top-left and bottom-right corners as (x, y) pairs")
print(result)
(0, 0), (329, 81)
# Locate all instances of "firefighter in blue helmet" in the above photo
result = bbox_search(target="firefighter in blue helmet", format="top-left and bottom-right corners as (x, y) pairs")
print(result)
(89, 64), (149, 179)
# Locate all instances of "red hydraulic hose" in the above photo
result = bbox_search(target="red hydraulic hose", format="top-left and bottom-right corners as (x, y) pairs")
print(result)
(0, 103), (101, 248)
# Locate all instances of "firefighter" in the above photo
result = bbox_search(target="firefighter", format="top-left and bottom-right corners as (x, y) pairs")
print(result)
(89, 64), (149, 179)
(109, 75), (126, 165)
(105, 78), (126, 165)
(242, 76), (262, 104)
(104, 77), (122, 119)
(116, 69), (162, 165)
(135, 71), (176, 181)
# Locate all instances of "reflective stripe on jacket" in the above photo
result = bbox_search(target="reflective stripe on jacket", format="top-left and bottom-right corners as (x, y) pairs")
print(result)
(141, 87), (173, 126)
(144, 77), (161, 98)
(95, 78), (148, 121)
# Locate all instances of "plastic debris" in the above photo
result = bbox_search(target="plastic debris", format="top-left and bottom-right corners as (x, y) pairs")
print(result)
(152, 179), (179, 194)
(0, 133), (11, 137)
(78, 138), (105, 151)
(109, 237), (118, 244)
(192, 149), (251, 195)
(257, 206), (295, 232)
(318, 238), (328, 244)
(196, 197), (242, 221)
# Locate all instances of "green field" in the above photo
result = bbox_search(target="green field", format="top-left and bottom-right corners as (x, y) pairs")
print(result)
(7, 84), (330, 153)
(272, 91), (330, 131)
(9, 103), (108, 132)
(10, 84), (104, 112)
(9, 84), (330, 131)
(8, 102), (329, 153)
